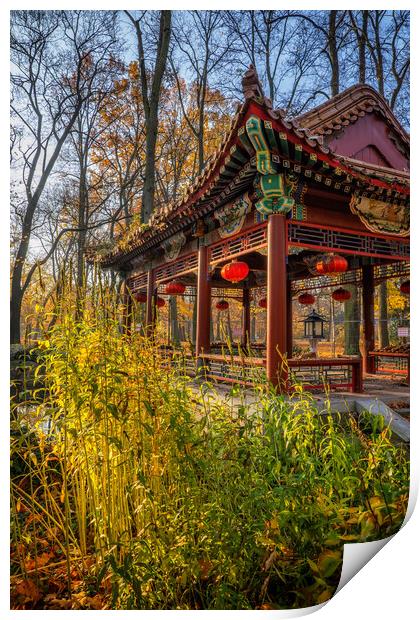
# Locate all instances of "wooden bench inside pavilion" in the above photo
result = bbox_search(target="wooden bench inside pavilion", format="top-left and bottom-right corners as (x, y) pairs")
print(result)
(96, 66), (410, 395)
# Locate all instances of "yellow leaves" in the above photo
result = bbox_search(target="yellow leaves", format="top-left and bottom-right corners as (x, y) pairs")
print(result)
(369, 495), (385, 510)
(128, 61), (139, 81)
(60, 481), (66, 504)
(359, 513), (377, 538)
(317, 588), (333, 604)
(70, 592), (106, 610)
(264, 515), (279, 533)
(317, 549), (342, 578)
(339, 534), (360, 542)
(308, 549), (342, 580)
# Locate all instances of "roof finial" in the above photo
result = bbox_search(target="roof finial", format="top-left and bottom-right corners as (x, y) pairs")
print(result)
(242, 64), (264, 100)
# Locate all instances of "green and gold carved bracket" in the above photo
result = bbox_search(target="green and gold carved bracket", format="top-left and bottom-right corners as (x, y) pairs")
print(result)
(255, 173), (295, 215)
(246, 115), (276, 175)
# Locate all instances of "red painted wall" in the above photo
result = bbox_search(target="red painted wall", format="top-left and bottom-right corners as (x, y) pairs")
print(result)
(325, 113), (409, 171)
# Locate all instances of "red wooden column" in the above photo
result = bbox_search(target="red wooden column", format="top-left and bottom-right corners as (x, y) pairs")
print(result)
(286, 278), (293, 357)
(241, 286), (251, 349)
(266, 214), (288, 390)
(362, 264), (375, 374)
(195, 244), (211, 361)
(145, 268), (155, 337)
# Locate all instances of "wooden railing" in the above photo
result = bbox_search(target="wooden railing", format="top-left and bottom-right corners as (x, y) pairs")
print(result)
(199, 353), (266, 386)
(161, 348), (363, 392)
(198, 353), (362, 393)
(288, 357), (362, 393)
(369, 352), (409, 381)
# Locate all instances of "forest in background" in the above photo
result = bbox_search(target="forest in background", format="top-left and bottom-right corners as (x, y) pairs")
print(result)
(10, 10), (410, 345)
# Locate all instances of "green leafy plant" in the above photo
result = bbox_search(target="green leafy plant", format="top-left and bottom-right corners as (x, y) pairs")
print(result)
(10, 281), (409, 610)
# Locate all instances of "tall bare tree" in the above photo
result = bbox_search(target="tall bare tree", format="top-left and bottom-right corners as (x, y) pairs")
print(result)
(348, 10), (369, 83)
(225, 10), (296, 104)
(170, 11), (233, 172)
(10, 10), (118, 343)
(124, 10), (171, 223)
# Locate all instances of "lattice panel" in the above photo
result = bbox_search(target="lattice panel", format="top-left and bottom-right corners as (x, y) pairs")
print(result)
(154, 252), (199, 284)
(292, 270), (361, 294)
(211, 287), (243, 300)
(374, 262), (410, 283)
(127, 272), (148, 291)
(288, 221), (409, 260)
(209, 224), (267, 265)
(370, 354), (409, 375)
(203, 358), (266, 385)
(169, 352), (197, 376)
(292, 261), (410, 294)
(289, 364), (352, 390)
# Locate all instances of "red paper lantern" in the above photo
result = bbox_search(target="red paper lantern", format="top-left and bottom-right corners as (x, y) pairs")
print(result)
(220, 260), (249, 283)
(165, 280), (186, 295)
(316, 254), (348, 275)
(258, 297), (267, 308)
(156, 297), (165, 308)
(216, 299), (229, 311)
(298, 293), (315, 305)
(400, 280), (410, 294)
(134, 291), (147, 303)
(332, 287), (352, 302)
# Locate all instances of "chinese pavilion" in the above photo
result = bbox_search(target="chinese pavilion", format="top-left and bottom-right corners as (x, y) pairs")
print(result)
(95, 66), (409, 393)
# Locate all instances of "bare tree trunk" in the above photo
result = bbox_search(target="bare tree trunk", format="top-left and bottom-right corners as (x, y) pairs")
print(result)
(378, 280), (389, 349)
(10, 10), (118, 343)
(349, 10), (368, 83)
(209, 307), (214, 343)
(192, 295), (197, 345)
(76, 145), (88, 320)
(359, 11), (368, 83)
(126, 10), (171, 223)
(169, 296), (180, 345)
(328, 11), (340, 96)
(330, 296), (336, 356)
(344, 285), (361, 355)
(226, 308), (233, 342)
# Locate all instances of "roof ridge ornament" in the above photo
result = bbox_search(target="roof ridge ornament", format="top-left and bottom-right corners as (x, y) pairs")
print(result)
(242, 64), (264, 101)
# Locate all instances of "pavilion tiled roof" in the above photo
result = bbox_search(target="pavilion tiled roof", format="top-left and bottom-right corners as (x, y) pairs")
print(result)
(93, 71), (409, 269)
(294, 83), (409, 150)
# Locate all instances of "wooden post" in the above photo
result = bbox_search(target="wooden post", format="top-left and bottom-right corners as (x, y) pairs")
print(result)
(241, 286), (251, 349)
(195, 244), (211, 363)
(145, 269), (155, 337)
(362, 264), (375, 374)
(266, 214), (288, 390)
(286, 278), (293, 357)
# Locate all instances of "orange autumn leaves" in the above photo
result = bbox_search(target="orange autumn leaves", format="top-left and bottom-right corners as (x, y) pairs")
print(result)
(91, 61), (233, 236)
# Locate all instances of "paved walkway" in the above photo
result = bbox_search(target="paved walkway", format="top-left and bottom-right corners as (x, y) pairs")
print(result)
(194, 372), (410, 443)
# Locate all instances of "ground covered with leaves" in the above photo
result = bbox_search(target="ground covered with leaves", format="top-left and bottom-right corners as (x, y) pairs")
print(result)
(11, 309), (409, 610)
